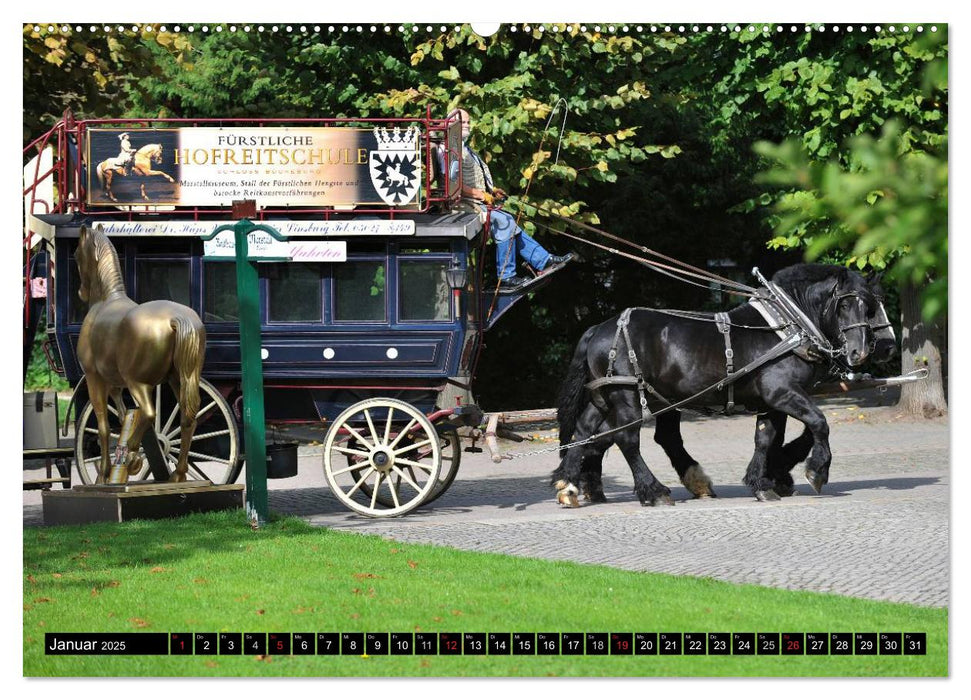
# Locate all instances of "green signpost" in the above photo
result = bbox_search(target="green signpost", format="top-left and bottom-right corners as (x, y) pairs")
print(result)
(202, 203), (288, 526)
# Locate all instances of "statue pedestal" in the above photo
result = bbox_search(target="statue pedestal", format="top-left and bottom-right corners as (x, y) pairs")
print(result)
(41, 481), (244, 526)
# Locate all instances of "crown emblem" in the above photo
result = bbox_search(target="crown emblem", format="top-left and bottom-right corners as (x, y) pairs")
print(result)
(374, 126), (419, 149)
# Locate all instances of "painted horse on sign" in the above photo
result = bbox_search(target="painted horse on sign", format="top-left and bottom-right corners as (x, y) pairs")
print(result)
(96, 143), (175, 202)
(75, 224), (206, 484)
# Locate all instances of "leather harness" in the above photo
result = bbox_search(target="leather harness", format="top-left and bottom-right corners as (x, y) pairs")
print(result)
(584, 284), (840, 420)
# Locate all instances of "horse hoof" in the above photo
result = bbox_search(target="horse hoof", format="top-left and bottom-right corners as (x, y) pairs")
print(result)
(774, 484), (795, 497)
(126, 455), (144, 476)
(656, 494), (676, 506)
(583, 492), (608, 504)
(805, 471), (825, 494)
(755, 489), (781, 502)
(557, 492), (580, 508)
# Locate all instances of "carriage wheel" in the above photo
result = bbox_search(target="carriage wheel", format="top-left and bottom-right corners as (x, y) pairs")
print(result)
(323, 398), (441, 517)
(348, 425), (461, 508)
(74, 378), (242, 485)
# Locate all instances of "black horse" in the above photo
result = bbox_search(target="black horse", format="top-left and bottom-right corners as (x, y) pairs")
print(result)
(568, 271), (897, 502)
(552, 263), (877, 507)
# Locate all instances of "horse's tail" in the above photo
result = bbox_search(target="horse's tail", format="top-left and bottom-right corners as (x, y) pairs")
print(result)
(171, 315), (205, 421)
(557, 325), (596, 452)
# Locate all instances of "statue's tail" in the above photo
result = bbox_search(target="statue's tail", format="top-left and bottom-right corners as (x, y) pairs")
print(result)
(171, 315), (205, 420)
(557, 326), (595, 454)
(96, 162), (104, 186)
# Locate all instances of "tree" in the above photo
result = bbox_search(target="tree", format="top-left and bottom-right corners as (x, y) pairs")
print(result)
(22, 24), (194, 146)
(688, 25), (948, 416)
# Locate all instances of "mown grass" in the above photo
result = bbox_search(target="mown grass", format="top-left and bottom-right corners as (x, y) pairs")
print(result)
(23, 511), (947, 677)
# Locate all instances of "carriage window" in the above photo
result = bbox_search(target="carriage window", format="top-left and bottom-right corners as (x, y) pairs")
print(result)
(204, 263), (238, 322)
(267, 263), (322, 322)
(399, 261), (450, 321)
(67, 261), (87, 324)
(135, 260), (191, 307)
(334, 261), (386, 322)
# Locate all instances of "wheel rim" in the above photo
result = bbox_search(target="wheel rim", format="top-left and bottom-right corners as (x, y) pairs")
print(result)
(350, 425), (460, 507)
(323, 398), (441, 517)
(74, 378), (241, 485)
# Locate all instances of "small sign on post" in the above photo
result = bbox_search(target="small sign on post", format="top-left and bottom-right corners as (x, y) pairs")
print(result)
(202, 201), (288, 527)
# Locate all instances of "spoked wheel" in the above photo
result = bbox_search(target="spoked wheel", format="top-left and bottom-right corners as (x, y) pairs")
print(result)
(348, 425), (461, 508)
(323, 398), (441, 517)
(74, 378), (242, 485)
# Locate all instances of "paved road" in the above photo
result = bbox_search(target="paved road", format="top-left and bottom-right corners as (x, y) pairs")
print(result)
(24, 394), (949, 608)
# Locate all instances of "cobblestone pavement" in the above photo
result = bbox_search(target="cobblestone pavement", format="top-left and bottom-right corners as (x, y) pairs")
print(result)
(25, 397), (949, 608)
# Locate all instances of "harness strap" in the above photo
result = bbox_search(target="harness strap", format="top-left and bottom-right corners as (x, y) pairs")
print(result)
(714, 312), (735, 414)
(593, 308), (657, 421)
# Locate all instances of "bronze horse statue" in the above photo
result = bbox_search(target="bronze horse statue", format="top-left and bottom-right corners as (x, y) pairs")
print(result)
(96, 143), (175, 203)
(75, 224), (206, 484)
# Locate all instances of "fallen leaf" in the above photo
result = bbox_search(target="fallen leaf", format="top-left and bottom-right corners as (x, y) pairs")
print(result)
(33, 597), (52, 604)
(352, 588), (362, 595)
(408, 560), (418, 569)
(204, 661), (218, 668)
(91, 588), (100, 597)
(52, 573), (62, 579)
(163, 544), (175, 550)
(255, 655), (272, 663)
(353, 572), (382, 580)
(150, 567), (167, 574)
(390, 548), (401, 554)
(256, 609), (265, 615)
(349, 613), (360, 619)
(420, 659), (431, 668)
(451, 610), (463, 616)
(432, 616), (443, 623)
(81, 538), (90, 544)
(129, 617), (150, 628)
(193, 578), (209, 585)
(107, 581), (121, 588)
(27, 575), (37, 585)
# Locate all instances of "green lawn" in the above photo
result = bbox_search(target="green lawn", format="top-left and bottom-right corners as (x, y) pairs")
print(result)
(23, 511), (947, 677)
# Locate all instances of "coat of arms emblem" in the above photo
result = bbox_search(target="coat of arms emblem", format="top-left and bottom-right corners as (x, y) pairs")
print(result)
(369, 126), (422, 206)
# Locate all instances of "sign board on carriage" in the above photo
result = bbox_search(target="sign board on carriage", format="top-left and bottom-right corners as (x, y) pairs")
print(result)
(202, 235), (347, 262)
(86, 127), (424, 209)
(92, 219), (416, 237)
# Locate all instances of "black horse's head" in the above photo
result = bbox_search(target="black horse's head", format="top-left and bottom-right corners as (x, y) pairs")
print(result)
(772, 264), (876, 368)
(865, 271), (898, 365)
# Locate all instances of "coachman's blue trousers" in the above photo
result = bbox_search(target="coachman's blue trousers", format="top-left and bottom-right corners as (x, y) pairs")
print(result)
(488, 209), (552, 280)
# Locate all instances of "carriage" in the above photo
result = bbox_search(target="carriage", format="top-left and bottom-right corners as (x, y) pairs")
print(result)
(23, 109), (566, 517)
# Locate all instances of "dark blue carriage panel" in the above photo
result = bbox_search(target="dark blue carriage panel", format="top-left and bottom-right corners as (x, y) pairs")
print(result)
(201, 331), (461, 379)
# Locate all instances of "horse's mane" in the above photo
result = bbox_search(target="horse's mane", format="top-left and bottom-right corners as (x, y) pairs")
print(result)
(770, 263), (871, 316)
(89, 227), (127, 297)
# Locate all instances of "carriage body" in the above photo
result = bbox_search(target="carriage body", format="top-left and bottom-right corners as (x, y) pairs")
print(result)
(23, 111), (538, 514)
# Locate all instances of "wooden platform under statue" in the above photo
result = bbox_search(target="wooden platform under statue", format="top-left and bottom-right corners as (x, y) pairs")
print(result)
(41, 481), (244, 526)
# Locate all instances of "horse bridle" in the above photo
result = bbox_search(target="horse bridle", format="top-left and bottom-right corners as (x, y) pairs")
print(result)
(827, 286), (874, 358)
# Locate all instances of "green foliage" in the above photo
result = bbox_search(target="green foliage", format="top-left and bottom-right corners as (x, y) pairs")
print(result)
(727, 26), (948, 320)
(22, 24), (948, 406)
(24, 310), (68, 392)
(756, 122), (947, 319)
(22, 25), (193, 146)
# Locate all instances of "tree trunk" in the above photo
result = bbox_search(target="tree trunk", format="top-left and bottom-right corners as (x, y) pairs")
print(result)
(897, 280), (948, 417)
